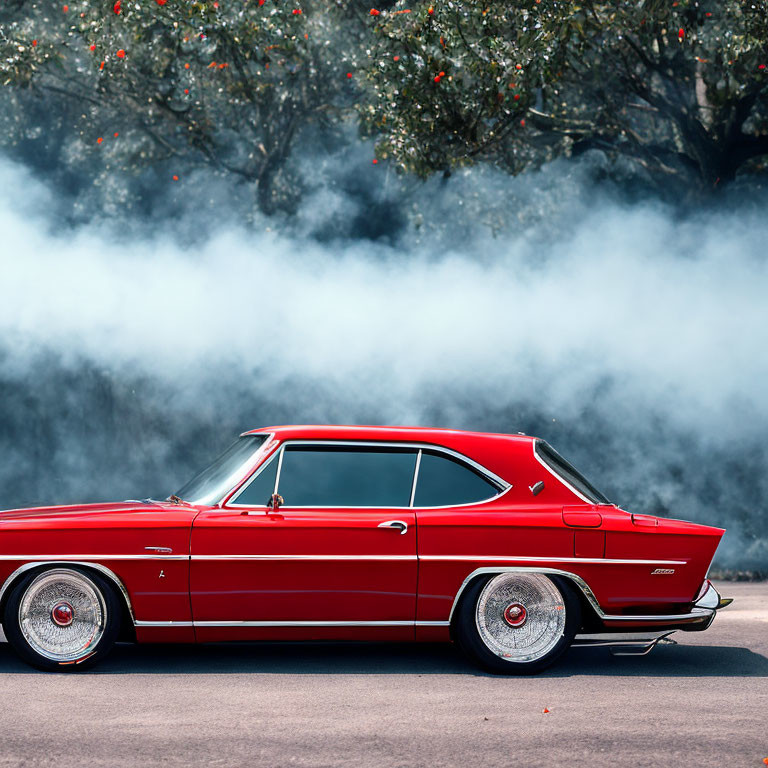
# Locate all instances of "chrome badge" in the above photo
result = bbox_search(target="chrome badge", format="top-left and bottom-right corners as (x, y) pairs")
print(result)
(651, 568), (675, 575)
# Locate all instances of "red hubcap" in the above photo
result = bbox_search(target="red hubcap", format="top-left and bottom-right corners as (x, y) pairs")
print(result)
(503, 602), (527, 628)
(51, 602), (74, 627)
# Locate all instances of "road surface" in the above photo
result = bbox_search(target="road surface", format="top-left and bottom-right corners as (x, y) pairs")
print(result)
(0, 581), (765, 767)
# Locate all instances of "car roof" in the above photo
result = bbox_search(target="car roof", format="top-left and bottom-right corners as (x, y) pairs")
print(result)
(242, 424), (536, 446)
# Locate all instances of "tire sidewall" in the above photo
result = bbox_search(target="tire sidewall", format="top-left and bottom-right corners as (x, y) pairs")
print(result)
(2, 566), (122, 672)
(454, 573), (581, 675)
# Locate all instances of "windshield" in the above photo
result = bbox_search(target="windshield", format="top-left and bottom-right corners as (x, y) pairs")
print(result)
(174, 435), (269, 505)
(534, 440), (611, 504)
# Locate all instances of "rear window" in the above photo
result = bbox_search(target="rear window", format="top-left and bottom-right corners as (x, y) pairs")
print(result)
(413, 450), (502, 507)
(534, 440), (610, 504)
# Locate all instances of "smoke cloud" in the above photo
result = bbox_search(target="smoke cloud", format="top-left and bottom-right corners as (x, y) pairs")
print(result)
(0, 149), (766, 571)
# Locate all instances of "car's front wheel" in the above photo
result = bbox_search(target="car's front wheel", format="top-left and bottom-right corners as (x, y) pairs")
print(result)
(2, 567), (121, 671)
(453, 572), (580, 674)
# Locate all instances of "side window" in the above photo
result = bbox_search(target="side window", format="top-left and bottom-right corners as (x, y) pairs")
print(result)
(276, 446), (417, 507)
(414, 451), (501, 507)
(232, 452), (279, 507)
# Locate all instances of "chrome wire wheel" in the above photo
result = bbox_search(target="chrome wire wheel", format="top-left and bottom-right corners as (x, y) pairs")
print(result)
(18, 569), (107, 663)
(475, 573), (566, 663)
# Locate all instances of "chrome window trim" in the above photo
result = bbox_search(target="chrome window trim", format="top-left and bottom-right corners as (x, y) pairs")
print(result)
(225, 439), (510, 510)
(409, 450), (422, 507)
(0, 560), (137, 624)
(447, 566), (714, 625)
(532, 440), (601, 505)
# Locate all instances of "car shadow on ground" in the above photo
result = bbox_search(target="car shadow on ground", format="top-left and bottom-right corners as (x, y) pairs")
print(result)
(0, 640), (766, 677)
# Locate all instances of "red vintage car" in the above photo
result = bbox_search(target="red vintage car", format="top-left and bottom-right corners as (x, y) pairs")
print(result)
(0, 425), (731, 673)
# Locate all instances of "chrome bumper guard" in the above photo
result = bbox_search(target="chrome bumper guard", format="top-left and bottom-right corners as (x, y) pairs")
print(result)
(575, 581), (733, 654)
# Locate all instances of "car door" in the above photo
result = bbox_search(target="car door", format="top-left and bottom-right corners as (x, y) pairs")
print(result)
(190, 442), (419, 640)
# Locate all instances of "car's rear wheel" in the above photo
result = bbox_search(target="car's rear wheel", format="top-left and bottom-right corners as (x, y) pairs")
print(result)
(2, 567), (121, 671)
(453, 572), (580, 674)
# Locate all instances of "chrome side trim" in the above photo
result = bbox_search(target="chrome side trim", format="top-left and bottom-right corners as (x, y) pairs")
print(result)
(135, 620), (194, 627)
(136, 620), (449, 628)
(192, 620), (415, 628)
(191, 554), (417, 561)
(446, 566), (713, 625)
(421, 556), (686, 565)
(0, 560), (136, 624)
(0, 554), (188, 561)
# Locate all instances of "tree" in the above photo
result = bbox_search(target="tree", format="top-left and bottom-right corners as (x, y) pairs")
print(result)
(0, 0), (367, 214)
(360, 0), (768, 196)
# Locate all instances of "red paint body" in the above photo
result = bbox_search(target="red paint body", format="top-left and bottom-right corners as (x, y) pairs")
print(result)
(0, 426), (725, 644)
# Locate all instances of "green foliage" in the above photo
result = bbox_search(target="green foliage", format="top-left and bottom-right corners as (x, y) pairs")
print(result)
(361, 0), (768, 193)
(1, 0), (767, 210)
(0, 0), (366, 212)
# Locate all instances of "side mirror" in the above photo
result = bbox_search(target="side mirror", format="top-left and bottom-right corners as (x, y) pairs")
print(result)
(269, 493), (284, 512)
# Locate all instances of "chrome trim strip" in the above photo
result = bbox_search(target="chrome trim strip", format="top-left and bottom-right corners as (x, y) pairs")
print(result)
(137, 620), (449, 628)
(422, 556), (686, 565)
(135, 620), (194, 627)
(446, 566), (713, 624)
(192, 620), (415, 628)
(532, 440), (592, 504)
(0, 560), (136, 624)
(225, 440), (510, 510)
(0, 554), (188, 561)
(191, 554), (417, 561)
(409, 450), (422, 507)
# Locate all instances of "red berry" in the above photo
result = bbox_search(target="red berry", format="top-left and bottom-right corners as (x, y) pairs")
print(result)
(97, 137), (103, 144)
(32, 39), (38, 47)
(434, 75), (440, 82)
(759, 64), (766, 70)
(678, 27), (685, 39)
(62, 5), (68, 12)
(114, 132), (119, 137)
(439, 70), (445, 77)
(89, 44), (96, 51)
(520, 119), (525, 126)
(428, 6), (434, 14)
(156, 0), (167, 5)
(172, 175), (179, 181)
(113, 0), (121, 14)
(393, 55), (400, 61)
(369, 8), (380, 15)
(515, 63), (522, 70)
(372, 158), (378, 164)
(292, 8), (301, 14)
(346, 72), (352, 78)
(116, 49), (126, 58)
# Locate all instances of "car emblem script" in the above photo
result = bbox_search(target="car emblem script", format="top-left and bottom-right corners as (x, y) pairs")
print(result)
(651, 568), (675, 575)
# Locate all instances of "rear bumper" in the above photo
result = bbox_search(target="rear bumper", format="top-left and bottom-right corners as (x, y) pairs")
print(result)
(598, 580), (731, 633)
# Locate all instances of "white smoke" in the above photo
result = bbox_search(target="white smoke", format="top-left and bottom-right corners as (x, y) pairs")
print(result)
(0, 155), (766, 568)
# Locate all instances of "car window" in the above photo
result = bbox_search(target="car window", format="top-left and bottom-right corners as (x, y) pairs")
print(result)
(413, 450), (501, 507)
(276, 445), (418, 507)
(231, 452), (279, 507)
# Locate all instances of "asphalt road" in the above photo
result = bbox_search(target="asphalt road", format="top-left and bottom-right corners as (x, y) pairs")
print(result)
(0, 581), (765, 768)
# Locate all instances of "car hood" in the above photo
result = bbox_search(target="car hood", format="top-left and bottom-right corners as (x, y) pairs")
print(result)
(0, 500), (191, 522)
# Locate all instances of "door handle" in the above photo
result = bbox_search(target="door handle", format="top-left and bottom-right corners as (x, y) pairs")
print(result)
(377, 520), (408, 535)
